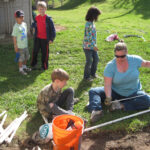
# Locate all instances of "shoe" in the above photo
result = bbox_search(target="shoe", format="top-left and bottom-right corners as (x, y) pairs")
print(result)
(91, 74), (99, 78)
(19, 70), (27, 75)
(84, 77), (93, 82)
(23, 67), (32, 72)
(84, 102), (89, 110)
(74, 98), (79, 104)
(40, 67), (45, 71)
(90, 110), (103, 123)
(31, 65), (38, 70)
(32, 146), (41, 150)
(110, 101), (124, 111)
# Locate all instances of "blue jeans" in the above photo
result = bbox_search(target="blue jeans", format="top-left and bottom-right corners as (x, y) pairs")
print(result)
(87, 87), (150, 112)
(83, 49), (99, 79)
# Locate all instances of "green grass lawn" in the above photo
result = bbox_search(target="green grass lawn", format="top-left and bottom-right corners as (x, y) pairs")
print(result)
(1, 0), (150, 138)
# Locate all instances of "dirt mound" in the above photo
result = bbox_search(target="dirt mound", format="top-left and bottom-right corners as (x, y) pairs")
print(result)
(81, 126), (150, 150)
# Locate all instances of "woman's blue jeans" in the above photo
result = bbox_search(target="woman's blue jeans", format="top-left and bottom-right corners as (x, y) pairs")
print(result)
(87, 87), (150, 112)
(83, 49), (99, 79)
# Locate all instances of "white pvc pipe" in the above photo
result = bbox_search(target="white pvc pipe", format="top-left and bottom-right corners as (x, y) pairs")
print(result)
(0, 114), (7, 134)
(0, 111), (28, 144)
(0, 111), (6, 118)
(112, 94), (145, 103)
(5, 112), (28, 143)
(84, 109), (150, 132)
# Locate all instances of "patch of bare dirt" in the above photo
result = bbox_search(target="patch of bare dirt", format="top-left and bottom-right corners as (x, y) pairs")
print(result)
(55, 24), (66, 32)
(81, 126), (150, 150)
(1, 126), (150, 150)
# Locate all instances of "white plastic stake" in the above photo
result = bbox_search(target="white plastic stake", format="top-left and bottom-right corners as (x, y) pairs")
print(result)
(0, 111), (6, 118)
(0, 111), (28, 144)
(5, 112), (28, 143)
(0, 114), (7, 134)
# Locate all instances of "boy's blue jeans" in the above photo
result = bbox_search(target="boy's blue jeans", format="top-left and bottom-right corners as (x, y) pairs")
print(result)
(83, 49), (99, 79)
(87, 87), (150, 112)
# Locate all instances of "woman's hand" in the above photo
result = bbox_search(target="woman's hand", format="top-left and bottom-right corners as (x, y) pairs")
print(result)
(104, 97), (112, 106)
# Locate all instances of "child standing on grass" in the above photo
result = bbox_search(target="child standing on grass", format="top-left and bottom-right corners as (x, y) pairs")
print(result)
(83, 6), (101, 81)
(12, 10), (31, 75)
(37, 68), (78, 122)
(31, 1), (56, 70)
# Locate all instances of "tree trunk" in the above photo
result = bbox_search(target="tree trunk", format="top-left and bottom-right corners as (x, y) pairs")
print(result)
(52, 0), (54, 8)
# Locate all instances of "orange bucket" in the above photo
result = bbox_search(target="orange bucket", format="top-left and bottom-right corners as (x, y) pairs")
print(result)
(52, 114), (84, 150)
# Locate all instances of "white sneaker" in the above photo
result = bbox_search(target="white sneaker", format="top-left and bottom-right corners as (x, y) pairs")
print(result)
(90, 110), (103, 123)
(23, 67), (32, 72)
(19, 70), (27, 75)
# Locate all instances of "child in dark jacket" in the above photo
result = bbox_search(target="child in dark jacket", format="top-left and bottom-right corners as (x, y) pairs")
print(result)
(31, 1), (56, 70)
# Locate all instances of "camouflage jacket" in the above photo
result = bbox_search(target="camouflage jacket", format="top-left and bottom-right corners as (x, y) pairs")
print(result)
(37, 84), (61, 117)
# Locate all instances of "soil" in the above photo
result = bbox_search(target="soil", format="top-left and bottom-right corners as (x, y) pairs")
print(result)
(81, 126), (150, 150)
(1, 126), (150, 150)
(55, 24), (66, 32)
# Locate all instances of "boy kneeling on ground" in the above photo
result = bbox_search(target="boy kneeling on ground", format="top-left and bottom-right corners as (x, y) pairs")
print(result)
(37, 68), (78, 122)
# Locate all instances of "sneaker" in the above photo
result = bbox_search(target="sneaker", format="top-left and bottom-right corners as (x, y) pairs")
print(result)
(110, 101), (124, 111)
(23, 67), (32, 72)
(84, 77), (93, 82)
(84, 102), (89, 110)
(74, 98), (79, 104)
(32, 146), (41, 150)
(90, 110), (103, 123)
(19, 70), (27, 75)
(31, 65), (38, 70)
(40, 67), (45, 71)
(91, 74), (99, 78)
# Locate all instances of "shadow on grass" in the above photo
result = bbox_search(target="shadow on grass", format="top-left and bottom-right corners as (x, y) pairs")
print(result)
(75, 79), (93, 98)
(54, 0), (106, 10)
(102, 0), (150, 22)
(0, 43), (42, 96)
(26, 111), (44, 136)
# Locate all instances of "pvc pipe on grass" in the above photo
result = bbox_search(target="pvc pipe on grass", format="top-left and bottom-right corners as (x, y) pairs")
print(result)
(0, 114), (7, 134)
(112, 94), (145, 103)
(84, 109), (150, 132)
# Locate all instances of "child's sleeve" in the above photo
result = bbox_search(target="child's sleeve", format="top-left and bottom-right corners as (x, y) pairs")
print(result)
(12, 25), (17, 37)
(31, 16), (37, 29)
(48, 17), (56, 41)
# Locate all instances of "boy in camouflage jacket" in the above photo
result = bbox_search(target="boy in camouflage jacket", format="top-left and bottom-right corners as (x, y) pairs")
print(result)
(37, 68), (76, 121)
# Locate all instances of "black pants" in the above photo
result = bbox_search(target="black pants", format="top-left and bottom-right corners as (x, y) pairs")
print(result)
(31, 38), (49, 69)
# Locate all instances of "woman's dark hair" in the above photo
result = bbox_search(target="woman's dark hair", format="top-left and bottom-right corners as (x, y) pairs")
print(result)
(114, 40), (128, 52)
(86, 6), (101, 22)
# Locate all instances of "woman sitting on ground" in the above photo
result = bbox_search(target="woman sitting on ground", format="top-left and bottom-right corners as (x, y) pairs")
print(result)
(87, 40), (150, 123)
